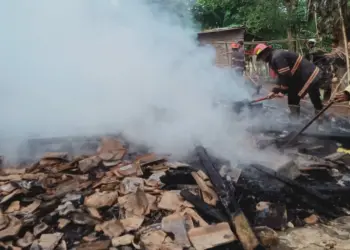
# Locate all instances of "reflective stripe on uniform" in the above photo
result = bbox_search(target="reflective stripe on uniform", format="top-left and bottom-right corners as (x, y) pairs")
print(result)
(278, 67), (290, 74)
(291, 55), (302, 75)
(298, 67), (320, 97)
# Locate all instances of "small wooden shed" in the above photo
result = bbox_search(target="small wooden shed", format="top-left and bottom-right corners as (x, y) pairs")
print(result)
(197, 27), (246, 67)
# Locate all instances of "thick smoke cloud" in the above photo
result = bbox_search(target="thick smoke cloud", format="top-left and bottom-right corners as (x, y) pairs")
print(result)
(0, 0), (286, 164)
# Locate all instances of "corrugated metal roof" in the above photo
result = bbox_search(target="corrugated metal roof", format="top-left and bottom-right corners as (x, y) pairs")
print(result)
(198, 26), (245, 35)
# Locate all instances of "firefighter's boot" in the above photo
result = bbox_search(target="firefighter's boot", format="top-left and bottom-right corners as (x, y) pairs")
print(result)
(315, 109), (331, 131)
(289, 105), (300, 121)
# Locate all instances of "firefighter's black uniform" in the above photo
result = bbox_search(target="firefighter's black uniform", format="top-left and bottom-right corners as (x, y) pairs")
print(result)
(268, 50), (323, 114)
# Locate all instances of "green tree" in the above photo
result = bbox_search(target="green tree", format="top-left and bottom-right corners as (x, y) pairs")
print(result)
(192, 0), (315, 42)
(307, 0), (349, 47)
(191, 0), (243, 29)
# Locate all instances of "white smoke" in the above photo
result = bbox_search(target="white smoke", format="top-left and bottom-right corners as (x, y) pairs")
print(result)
(0, 0), (287, 164)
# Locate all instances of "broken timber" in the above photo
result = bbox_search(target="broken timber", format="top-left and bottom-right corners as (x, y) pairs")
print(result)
(195, 146), (265, 250)
(180, 189), (227, 222)
(251, 164), (345, 218)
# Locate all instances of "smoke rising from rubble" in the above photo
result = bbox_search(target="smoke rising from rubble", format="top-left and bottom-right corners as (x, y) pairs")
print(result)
(0, 0), (288, 165)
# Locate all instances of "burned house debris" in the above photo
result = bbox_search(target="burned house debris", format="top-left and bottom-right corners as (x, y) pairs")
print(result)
(1, 132), (350, 250)
(4, 0), (350, 249)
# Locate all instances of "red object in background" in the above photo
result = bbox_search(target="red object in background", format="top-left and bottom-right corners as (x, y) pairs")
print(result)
(231, 42), (240, 49)
(245, 49), (254, 55)
(269, 68), (277, 78)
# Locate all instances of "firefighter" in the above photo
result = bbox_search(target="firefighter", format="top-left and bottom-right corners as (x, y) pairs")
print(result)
(253, 43), (324, 118)
(238, 40), (244, 53)
(334, 86), (350, 102)
(231, 42), (245, 76)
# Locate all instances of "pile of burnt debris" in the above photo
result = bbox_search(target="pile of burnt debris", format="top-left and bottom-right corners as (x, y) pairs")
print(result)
(1, 137), (350, 250)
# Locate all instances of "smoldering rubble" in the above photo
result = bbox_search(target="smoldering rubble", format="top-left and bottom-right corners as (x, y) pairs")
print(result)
(1, 135), (350, 250)
(0, 0), (251, 164)
(2, 1), (350, 250)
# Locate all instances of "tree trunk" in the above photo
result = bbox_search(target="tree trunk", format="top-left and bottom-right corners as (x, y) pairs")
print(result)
(287, 28), (294, 51)
(314, 10), (320, 39)
(338, 0), (350, 86)
(309, 0), (349, 46)
(341, 0), (349, 39)
(334, 0), (349, 47)
(285, 0), (298, 51)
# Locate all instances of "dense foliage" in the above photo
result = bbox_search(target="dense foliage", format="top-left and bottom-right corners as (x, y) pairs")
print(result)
(192, 0), (350, 48)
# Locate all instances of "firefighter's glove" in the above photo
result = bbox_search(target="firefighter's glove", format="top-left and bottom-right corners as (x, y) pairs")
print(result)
(334, 91), (350, 103)
(268, 90), (284, 99)
(267, 92), (277, 99)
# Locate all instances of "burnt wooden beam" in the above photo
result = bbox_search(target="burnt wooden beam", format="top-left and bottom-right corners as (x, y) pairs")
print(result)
(195, 146), (265, 250)
(180, 190), (228, 223)
(251, 164), (345, 218)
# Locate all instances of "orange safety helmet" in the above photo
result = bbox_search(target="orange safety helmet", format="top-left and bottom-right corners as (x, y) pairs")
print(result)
(231, 42), (240, 49)
(253, 43), (270, 57)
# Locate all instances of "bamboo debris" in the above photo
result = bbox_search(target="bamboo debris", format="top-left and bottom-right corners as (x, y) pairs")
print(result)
(330, 72), (348, 100)
(338, 0), (350, 86)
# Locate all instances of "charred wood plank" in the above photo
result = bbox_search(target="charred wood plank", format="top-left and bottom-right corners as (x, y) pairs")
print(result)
(160, 169), (196, 187)
(251, 164), (345, 218)
(195, 146), (264, 250)
(324, 152), (347, 162)
(180, 189), (227, 223)
(251, 164), (328, 199)
(282, 101), (335, 147)
(251, 128), (350, 147)
(314, 186), (350, 193)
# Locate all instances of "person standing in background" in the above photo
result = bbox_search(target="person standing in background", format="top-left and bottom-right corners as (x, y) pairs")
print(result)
(238, 40), (244, 54)
(231, 42), (245, 76)
(305, 39), (317, 61)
